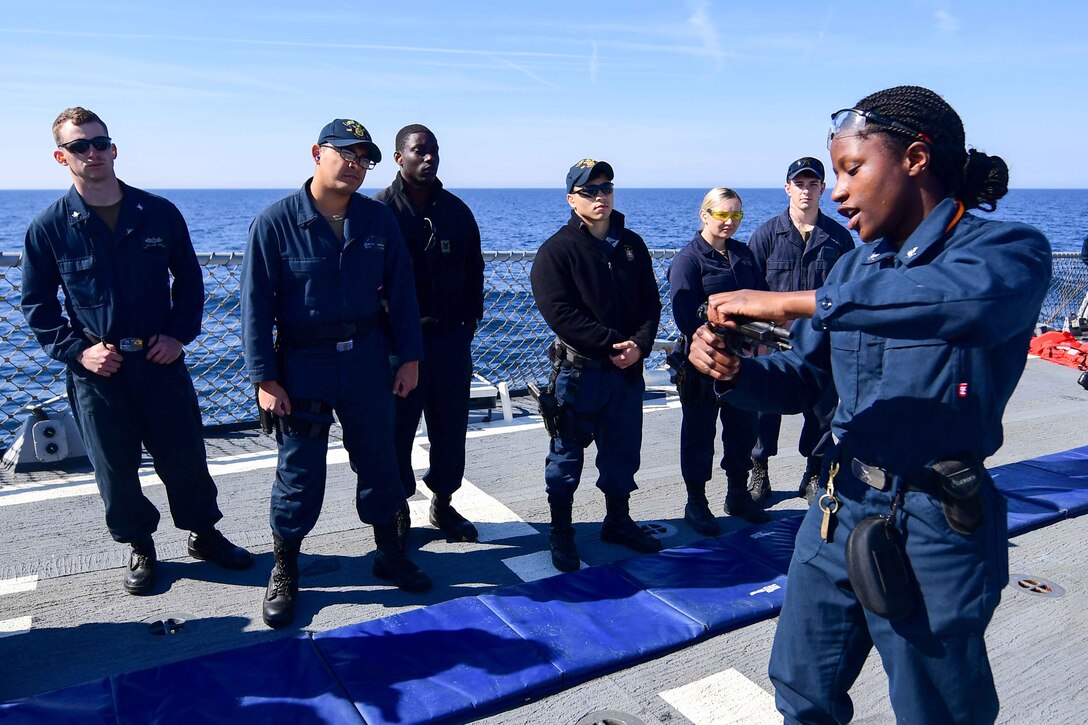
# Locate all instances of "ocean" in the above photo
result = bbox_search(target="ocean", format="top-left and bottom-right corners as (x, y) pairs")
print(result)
(2, 187), (1086, 253)
(2, 186), (1085, 444)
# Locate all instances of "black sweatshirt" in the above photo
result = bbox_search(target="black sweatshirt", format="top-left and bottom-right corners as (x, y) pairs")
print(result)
(530, 210), (661, 364)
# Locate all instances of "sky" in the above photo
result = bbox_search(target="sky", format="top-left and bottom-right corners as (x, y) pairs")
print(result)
(2, 1), (1086, 190)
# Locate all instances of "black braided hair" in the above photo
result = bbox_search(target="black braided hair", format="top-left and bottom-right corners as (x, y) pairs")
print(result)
(853, 86), (1008, 212)
(395, 124), (435, 153)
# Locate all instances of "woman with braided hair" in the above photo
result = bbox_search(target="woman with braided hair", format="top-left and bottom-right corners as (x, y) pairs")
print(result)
(689, 85), (1052, 722)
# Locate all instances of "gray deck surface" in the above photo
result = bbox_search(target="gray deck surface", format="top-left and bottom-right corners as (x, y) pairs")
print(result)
(0, 358), (1085, 723)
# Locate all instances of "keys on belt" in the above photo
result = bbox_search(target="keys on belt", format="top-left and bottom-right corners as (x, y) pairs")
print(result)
(119, 337), (145, 353)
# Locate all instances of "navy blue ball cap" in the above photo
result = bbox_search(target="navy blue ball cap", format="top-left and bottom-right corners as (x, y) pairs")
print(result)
(787, 156), (824, 182)
(317, 119), (382, 164)
(566, 158), (614, 193)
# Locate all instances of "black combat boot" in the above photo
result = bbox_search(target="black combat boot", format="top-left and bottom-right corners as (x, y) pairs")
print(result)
(683, 480), (721, 536)
(188, 529), (254, 569)
(263, 534), (301, 628)
(725, 477), (772, 524)
(548, 498), (580, 572)
(600, 494), (662, 553)
(748, 457), (771, 504)
(393, 503), (411, 553)
(373, 519), (432, 593)
(429, 494), (479, 542)
(122, 537), (157, 595)
(799, 457), (822, 505)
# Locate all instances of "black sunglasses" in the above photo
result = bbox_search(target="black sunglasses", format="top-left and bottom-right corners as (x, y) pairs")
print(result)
(574, 182), (615, 199)
(58, 136), (112, 154)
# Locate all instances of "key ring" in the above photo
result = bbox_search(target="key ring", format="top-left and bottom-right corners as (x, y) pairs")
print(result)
(818, 492), (839, 514)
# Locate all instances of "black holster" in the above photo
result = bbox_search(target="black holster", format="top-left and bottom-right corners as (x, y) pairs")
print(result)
(667, 337), (716, 405)
(257, 388), (278, 437)
(527, 381), (561, 438)
(930, 459), (985, 534)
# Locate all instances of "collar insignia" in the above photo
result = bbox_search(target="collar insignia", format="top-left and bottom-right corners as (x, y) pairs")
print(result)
(906, 246), (919, 258)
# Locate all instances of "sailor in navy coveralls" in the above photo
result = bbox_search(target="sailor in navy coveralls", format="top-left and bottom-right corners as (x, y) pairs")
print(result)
(667, 187), (771, 534)
(689, 86), (1051, 723)
(243, 119), (431, 628)
(745, 157), (854, 505)
(530, 160), (663, 572)
(21, 107), (252, 596)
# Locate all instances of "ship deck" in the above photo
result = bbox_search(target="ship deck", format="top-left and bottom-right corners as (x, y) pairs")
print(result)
(0, 358), (1085, 724)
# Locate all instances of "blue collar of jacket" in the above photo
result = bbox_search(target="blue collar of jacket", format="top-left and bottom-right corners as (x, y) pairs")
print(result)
(65, 180), (141, 228)
(293, 178), (369, 228)
(862, 197), (962, 267)
(770, 207), (836, 248)
(690, 230), (745, 261)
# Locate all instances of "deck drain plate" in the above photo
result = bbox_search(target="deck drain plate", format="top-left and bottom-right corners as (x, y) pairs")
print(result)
(640, 521), (677, 540)
(144, 612), (194, 636)
(576, 710), (646, 725)
(1009, 573), (1065, 598)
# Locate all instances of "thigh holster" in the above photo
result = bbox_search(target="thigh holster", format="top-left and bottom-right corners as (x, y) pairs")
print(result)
(280, 398), (335, 440)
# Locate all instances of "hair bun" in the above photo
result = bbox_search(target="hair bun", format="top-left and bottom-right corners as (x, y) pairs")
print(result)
(961, 149), (1008, 211)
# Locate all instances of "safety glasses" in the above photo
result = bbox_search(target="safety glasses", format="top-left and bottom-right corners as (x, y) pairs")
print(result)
(57, 136), (112, 154)
(573, 182), (615, 199)
(827, 108), (932, 149)
(705, 209), (744, 223)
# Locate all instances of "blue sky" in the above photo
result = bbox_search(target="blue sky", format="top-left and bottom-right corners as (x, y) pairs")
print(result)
(2, 1), (1085, 189)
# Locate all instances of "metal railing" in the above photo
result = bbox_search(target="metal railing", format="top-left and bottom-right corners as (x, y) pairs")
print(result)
(0, 250), (1083, 449)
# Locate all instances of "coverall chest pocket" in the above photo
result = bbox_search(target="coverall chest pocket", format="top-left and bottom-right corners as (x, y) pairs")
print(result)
(283, 257), (334, 308)
(830, 330), (861, 416)
(56, 255), (106, 309)
(702, 271), (738, 296)
(138, 247), (170, 293)
(764, 258), (794, 290)
(878, 338), (952, 402)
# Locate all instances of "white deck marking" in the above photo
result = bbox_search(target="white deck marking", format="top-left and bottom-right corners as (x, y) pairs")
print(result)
(0, 575), (38, 596)
(660, 668), (779, 724)
(501, 550), (578, 582)
(0, 617), (33, 639)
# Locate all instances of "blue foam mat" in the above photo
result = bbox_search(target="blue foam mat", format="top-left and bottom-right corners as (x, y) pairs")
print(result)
(111, 635), (361, 725)
(9, 445), (1088, 723)
(0, 678), (113, 725)
(992, 460), (1088, 516)
(614, 537), (787, 633)
(478, 564), (705, 680)
(313, 597), (561, 725)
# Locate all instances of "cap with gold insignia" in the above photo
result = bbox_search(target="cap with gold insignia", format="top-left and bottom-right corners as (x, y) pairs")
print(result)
(317, 119), (382, 163)
(566, 158), (614, 193)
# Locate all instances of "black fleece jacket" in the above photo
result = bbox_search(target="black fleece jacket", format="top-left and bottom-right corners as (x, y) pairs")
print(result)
(375, 174), (484, 328)
(530, 210), (661, 362)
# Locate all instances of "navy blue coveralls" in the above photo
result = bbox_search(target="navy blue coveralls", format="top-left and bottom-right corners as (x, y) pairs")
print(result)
(375, 174), (484, 499)
(724, 199), (1051, 723)
(746, 208), (854, 463)
(242, 181), (422, 541)
(21, 183), (223, 543)
(530, 211), (661, 503)
(668, 232), (766, 487)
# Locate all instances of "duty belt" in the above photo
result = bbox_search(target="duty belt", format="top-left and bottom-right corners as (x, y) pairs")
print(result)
(839, 446), (938, 494)
(279, 316), (379, 352)
(85, 332), (145, 353)
(553, 341), (607, 370)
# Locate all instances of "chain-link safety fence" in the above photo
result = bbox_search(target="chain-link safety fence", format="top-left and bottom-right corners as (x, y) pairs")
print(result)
(0, 250), (1084, 450)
